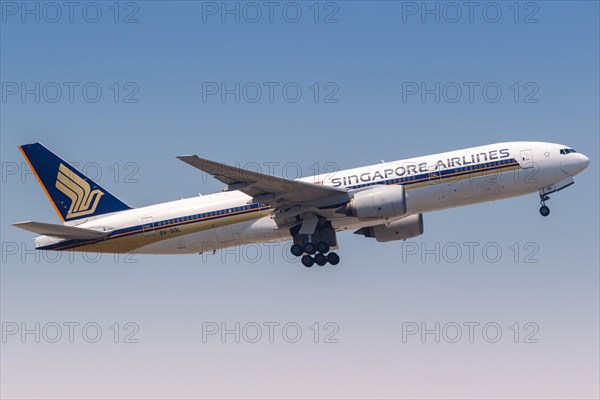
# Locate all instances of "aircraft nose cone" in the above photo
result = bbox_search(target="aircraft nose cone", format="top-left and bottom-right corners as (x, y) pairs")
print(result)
(581, 154), (590, 170)
(574, 153), (590, 174)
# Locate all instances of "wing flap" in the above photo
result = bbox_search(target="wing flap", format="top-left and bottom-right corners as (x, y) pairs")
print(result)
(13, 221), (110, 240)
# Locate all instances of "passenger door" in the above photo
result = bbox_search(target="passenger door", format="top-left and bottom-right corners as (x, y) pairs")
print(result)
(520, 150), (534, 169)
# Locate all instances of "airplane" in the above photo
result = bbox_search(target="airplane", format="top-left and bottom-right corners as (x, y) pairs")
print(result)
(13, 141), (589, 267)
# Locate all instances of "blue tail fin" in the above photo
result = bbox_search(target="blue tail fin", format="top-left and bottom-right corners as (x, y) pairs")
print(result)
(19, 142), (132, 223)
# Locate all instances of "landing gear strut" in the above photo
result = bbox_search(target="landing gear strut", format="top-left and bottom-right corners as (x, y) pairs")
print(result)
(539, 194), (550, 217)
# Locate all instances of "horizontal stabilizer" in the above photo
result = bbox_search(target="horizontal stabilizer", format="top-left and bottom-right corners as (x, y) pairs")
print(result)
(13, 221), (110, 240)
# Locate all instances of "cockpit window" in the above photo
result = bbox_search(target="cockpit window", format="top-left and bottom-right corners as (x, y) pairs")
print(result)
(560, 148), (577, 154)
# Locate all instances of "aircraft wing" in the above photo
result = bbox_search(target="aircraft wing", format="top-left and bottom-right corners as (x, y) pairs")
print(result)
(13, 221), (111, 240)
(177, 155), (350, 210)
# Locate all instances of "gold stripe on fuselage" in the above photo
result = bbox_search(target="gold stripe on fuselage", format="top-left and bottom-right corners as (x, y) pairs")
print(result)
(56, 206), (271, 253)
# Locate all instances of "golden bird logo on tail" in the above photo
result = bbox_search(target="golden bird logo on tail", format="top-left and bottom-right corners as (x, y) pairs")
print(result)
(55, 163), (104, 219)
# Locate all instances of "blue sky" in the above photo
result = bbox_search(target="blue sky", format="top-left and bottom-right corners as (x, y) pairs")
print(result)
(1, 1), (599, 398)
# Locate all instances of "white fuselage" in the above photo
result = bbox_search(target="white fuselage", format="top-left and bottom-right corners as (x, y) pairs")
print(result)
(34, 141), (589, 254)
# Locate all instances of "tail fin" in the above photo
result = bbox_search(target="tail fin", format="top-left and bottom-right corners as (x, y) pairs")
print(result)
(19, 142), (132, 223)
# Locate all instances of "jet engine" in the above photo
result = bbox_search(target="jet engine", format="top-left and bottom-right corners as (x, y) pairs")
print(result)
(355, 214), (424, 242)
(342, 185), (407, 220)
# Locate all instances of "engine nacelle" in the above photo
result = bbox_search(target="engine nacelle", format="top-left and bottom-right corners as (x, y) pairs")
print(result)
(343, 185), (407, 220)
(355, 214), (424, 242)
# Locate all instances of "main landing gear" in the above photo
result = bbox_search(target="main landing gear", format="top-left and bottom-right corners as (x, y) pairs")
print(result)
(539, 194), (550, 217)
(290, 221), (340, 268)
(293, 242), (340, 267)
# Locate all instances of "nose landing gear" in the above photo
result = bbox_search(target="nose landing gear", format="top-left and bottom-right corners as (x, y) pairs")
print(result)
(537, 177), (576, 217)
(539, 194), (550, 217)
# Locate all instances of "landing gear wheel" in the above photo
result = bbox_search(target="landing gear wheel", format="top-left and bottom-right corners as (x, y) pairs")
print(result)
(327, 252), (340, 266)
(304, 242), (316, 255)
(314, 253), (327, 266)
(290, 244), (303, 257)
(301, 255), (314, 268)
(539, 193), (551, 217)
(317, 241), (330, 254)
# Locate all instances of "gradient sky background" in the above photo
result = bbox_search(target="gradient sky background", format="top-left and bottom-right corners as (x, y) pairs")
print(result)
(1, 1), (599, 399)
